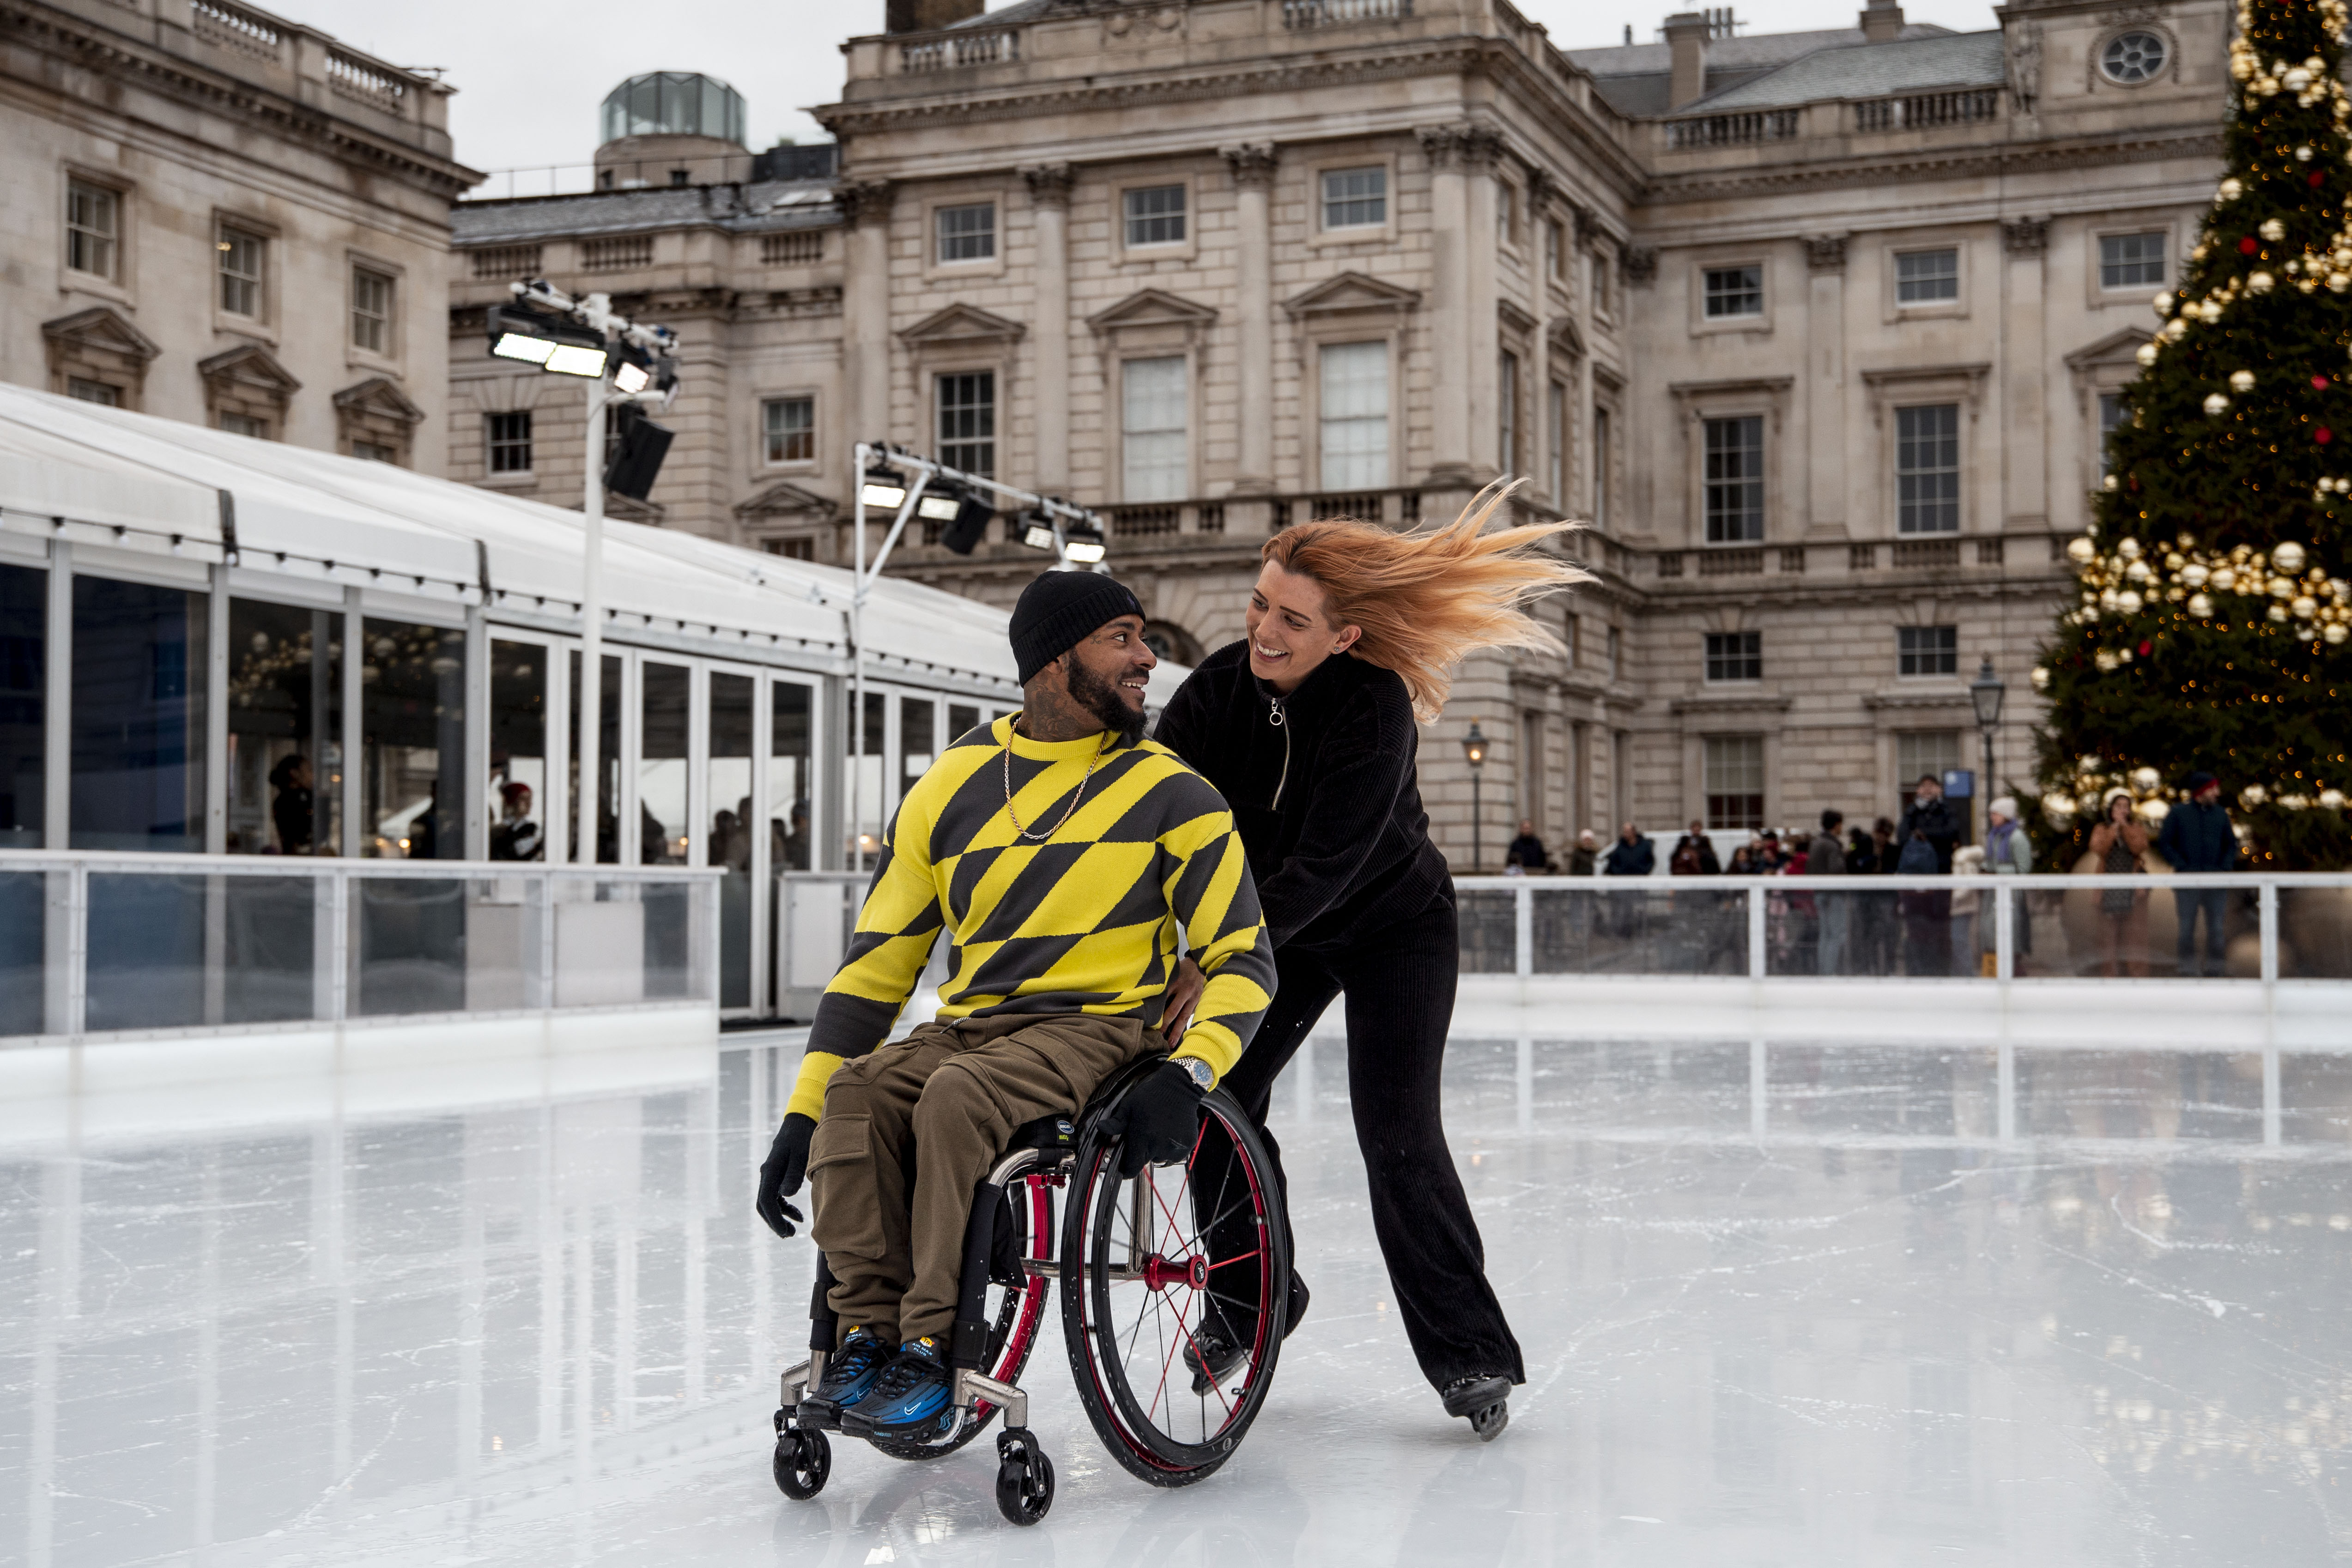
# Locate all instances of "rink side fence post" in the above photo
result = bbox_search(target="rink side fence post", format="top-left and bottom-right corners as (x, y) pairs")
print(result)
(1994, 886), (2013, 982)
(328, 868), (349, 1023)
(1514, 884), (1533, 979)
(2257, 884), (2279, 983)
(1746, 887), (1766, 979)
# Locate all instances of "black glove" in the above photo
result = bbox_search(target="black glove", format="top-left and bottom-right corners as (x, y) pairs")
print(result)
(757, 1114), (816, 1240)
(1100, 1062), (1206, 1179)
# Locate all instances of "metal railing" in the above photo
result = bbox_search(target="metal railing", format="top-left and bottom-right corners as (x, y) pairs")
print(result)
(1448, 872), (2352, 982)
(1854, 88), (2002, 133)
(0, 853), (721, 1041)
(1663, 109), (1800, 149)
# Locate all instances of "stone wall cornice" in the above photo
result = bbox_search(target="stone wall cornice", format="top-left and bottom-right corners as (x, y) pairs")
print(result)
(2, 0), (481, 198)
(1636, 123), (2219, 206)
(818, 37), (1649, 200)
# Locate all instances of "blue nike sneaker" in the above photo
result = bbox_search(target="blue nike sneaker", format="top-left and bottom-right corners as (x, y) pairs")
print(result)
(798, 1326), (893, 1430)
(842, 1336), (956, 1442)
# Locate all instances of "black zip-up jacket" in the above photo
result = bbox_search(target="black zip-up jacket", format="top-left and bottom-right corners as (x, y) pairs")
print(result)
(1153, 642), (1453, 951)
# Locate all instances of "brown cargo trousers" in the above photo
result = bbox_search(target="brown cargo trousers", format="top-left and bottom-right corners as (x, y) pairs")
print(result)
(809, 1012), (1156, 1345)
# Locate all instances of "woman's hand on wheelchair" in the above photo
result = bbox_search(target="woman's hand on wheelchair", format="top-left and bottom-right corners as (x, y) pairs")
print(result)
(1161, 957), (1206, 1044)
(1101, 1062), (1205, 1178)
(758, 1113), (817, 1239)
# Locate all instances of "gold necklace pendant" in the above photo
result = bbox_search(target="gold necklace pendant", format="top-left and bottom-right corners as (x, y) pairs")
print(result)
(1003, 719), (1111, 842)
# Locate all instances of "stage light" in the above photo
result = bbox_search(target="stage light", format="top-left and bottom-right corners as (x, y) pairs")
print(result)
(1019, 511), (1058, 551)
(613, 360), (650, 394)
(916, 485), (964, 522)
(542, 342), (610, 378)
(860, 458), (907, 510)
(1062, 521), (1107, 564)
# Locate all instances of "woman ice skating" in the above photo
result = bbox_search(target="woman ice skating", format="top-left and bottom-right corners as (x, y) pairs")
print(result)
(1153, 479), (1586, 1441)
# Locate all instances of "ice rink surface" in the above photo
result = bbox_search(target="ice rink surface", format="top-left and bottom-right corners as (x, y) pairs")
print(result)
(4, 1022), (2351, 1568)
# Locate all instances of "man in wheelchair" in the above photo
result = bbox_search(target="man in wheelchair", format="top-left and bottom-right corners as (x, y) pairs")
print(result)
(755, 569), (1276, 1444)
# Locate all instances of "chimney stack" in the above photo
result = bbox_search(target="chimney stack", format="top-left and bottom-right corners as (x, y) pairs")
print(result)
(887, 0), (983, 31)
(1859, 0), (1904, 43)
(1664, 12), (1711, 111)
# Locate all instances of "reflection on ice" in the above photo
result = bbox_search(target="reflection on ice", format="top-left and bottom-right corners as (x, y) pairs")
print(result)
(2, 1028), (2349, 1567)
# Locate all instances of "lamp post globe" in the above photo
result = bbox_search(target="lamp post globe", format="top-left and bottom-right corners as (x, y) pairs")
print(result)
(1970, 657), (2005, 841)
(1462, 720), (1488, 874)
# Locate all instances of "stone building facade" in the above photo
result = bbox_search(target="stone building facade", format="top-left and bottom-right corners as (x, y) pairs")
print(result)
(3, 0), (475, 468)
(444, 0), (2227, 868)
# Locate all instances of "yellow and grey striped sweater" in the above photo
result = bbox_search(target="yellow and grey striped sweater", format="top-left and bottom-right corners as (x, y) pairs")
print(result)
(785, 715), (1276, 1123)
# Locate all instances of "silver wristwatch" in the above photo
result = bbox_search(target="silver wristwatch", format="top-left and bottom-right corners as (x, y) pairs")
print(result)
(1174, 1056), (1214, 1092)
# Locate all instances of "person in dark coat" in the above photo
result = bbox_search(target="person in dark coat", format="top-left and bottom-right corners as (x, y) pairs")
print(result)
(1503, 818), (1550, 872)
(1155, 481), (1581, 1441)
(1896, 774), (1961, 873)
(1566, 828), (1599, 876)
(2157, 771), (2239, 976)
(1669, 820), (1721, 875)
(269, 753), (314, 855)
(1602, 822), (1655, 875)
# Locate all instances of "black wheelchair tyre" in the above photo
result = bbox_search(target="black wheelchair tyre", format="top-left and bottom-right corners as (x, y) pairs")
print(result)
(994, 1447), (1055, 1525)
(1060, 1084), (1290, 1487)
(773, 1427), (830, 1499)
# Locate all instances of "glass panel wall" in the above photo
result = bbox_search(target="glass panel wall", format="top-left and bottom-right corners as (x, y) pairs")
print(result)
(948, 702), (980, 746)
(71, 575), (207, 851)
(0, 564), (41, 847)
(770, 681), (812, 872)
(709, 671), (754, 1009)
(849, 688), (885, 864)
(899, 696), (935, 802)
(226, 599), (340, 855)
(640, 662), (689, 864)
(489, 640), (546, 860)
(572, 651), (621, 863)
(359, 619), (464, 858)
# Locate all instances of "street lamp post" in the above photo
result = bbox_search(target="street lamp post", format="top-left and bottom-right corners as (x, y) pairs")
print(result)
(1462, 719), (1489, 874)
(1970, 656), (2006, 842)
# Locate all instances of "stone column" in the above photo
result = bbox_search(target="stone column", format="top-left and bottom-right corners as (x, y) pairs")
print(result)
(1805, 232), (1849, 538)
(1527, 171), (1556, 502)
(1418, 126), (1473, 483)
(2001, 216), (2050, 533)
(1573, 206), (1601, 519)
(1022, 163), (1075, 494)
(1221, 144), (1278, 495)
(838, 179), (895, 449)
(1461, 128), (1505, 479)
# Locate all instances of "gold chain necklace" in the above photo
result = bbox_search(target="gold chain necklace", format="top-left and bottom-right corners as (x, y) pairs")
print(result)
(1003, 717), (1111, 842)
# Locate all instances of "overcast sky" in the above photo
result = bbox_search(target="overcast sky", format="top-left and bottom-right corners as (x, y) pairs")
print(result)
(288, 0), (2001, 184)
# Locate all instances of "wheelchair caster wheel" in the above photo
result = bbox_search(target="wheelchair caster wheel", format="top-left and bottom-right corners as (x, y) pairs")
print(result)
(994, 1428), (1054, 1525)
(774, 1426), (830, 1500)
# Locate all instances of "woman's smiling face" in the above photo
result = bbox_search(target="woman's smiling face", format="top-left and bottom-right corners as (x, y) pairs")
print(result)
(1244, 562), (1360, 692)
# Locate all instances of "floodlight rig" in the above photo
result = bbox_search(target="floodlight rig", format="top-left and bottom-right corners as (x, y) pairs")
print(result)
(843, 440), (1111, 870)
(484, 279), (681, 866)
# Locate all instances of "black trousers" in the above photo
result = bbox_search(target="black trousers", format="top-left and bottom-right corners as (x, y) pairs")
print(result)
(1203, 895), (1526, 1391)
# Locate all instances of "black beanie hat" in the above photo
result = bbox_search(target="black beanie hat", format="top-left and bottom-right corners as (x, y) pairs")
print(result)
(1010, 570), (1145, 684)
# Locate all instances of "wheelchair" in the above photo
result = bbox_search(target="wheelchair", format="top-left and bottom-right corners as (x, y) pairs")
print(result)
(772, 1055), (1291, 1525)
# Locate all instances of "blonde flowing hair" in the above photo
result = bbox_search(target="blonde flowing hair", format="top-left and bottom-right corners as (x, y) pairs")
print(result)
(1261, 479), (1590, 721)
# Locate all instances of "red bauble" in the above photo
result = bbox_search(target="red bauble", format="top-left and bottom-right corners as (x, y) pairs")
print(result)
(2138, 640), (2153, 657)
(2321, 427), (2336, 443)
(2316, 375), (2333, 390)
(2312, 171), (2328, 187)
(2239, 236), (2261, 253)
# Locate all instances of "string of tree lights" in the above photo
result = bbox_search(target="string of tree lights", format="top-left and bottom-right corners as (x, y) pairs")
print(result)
(2032, 0), (2352, 870)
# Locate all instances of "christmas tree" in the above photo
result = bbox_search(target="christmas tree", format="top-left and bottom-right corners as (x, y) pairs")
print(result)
(2031, 0), (2352, 870)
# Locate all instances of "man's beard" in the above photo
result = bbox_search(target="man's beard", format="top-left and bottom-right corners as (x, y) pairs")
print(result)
(1067, 658), (1146, 749)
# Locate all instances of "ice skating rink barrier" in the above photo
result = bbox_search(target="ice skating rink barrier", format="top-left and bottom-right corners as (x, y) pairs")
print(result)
(0, 853), (722, 1138)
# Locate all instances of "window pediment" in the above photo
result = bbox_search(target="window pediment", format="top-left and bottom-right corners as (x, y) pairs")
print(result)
(333, 376), (423, 428)
(1283, 271), (1421, 319)
(42, 305), (161, 364)
(199, 343), (302, 398)
(1087, 288), (1218, 338)
(898, 302), (1025, 347)
(734, 480), (838, 521)
(1860, 362), (1990, 426)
